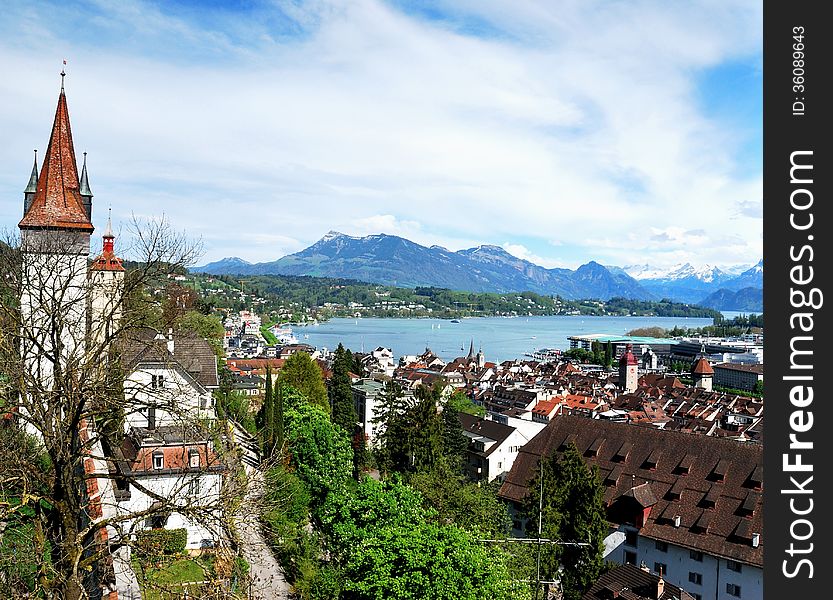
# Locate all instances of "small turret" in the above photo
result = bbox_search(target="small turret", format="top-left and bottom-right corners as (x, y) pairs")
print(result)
(618, 343), (638, 393)
(23, 150), (38, 216)
(79, 152), (93, 221)
(691, 344), (714, 391)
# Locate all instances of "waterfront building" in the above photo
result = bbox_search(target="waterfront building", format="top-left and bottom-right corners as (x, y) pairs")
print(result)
(499, 417), (762, 600)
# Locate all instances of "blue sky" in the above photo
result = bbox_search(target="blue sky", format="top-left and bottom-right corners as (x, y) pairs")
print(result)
(0, 0), (762, 271)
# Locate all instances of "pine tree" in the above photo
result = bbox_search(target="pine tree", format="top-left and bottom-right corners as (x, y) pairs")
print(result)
(371, 379), (406, 474)
(441, 397), (468, 470)
(330, 343), (358, 434)
(275, 379), (285, 456)
(523, 442), (607, 600)
(260, 364), (274, 456)
(604, 341), (613, 368)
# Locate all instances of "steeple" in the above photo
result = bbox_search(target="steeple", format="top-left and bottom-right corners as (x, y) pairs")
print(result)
(79, 151), (93, 220)
(23, 150), (39, 215)
(90, 209), (124, 272)
(18, 74), (94, 232)
(467, 339), (475, 359)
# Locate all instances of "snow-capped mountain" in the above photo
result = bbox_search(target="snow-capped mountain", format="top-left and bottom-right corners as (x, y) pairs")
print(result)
(621, 264), (674, 280)
(624, 263), (731, 283)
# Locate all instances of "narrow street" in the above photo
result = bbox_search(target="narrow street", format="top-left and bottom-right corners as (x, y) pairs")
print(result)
(232, 421), (291, 600)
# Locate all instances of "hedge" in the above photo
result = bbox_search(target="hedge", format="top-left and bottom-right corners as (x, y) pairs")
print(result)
(136, 528), (188, 556)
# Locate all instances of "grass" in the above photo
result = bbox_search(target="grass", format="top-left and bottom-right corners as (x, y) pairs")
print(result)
(133, 555), (215, 600)
(260, 324), (279, 345)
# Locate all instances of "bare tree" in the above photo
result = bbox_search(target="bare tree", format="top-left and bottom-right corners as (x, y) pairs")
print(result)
(0, 217), (251, 599)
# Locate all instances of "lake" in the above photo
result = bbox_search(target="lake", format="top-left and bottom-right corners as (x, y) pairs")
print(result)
(296, 315), (716, 363)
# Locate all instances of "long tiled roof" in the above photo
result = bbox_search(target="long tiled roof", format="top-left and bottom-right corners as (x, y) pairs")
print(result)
(498, 415), (763, 567)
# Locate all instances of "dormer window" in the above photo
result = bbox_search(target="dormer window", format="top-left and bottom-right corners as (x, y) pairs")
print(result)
(189, 449), (200, 468)
(152, 451), (164, 469)
(642, 449), (661, 470)
(711, 458), (730, 482)
(613, 441), (632, 462)
(676, 453), (695, 475)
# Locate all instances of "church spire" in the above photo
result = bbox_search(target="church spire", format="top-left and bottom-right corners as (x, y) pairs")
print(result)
(19, 73), (93, 232)
(79, 151), (93, 220)
(90, 208), (124, 272)
(23, 149), (39, 215)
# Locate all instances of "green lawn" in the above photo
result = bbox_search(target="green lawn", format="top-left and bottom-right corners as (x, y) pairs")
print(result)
(260, 324), (279, 345)
(133, 555), (214, 600)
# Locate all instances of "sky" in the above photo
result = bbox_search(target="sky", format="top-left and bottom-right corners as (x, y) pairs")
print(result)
(0, 0), (762, 271)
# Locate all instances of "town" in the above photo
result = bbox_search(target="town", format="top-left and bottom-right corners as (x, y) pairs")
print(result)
(0, 81), (764, 597)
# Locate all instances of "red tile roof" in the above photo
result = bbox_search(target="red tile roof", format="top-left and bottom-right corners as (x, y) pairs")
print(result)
(19, 89), (93, 232)
(499, 415), (763, 567)
(691, 357), (714, 375)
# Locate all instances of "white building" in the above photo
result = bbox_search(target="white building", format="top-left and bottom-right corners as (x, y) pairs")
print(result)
(499, 416), (763, 600)
(460, 413), (534, 483)
(115, 328), (226, 550)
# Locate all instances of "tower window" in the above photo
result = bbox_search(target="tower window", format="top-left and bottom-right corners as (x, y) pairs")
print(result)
(152, 452), (164, 469)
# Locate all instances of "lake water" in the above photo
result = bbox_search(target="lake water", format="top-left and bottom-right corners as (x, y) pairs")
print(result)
(297, 315), (716, 363)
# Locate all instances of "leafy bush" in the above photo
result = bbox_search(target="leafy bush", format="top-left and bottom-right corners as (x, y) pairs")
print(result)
(136, 528), (188, 556)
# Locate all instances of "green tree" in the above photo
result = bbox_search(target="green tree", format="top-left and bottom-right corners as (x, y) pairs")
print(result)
(284, 396), (353, 501)
(447, 390), (485, 417)
(409, 462), (511, 536)
(319, 477), (525, 600)
(441, 399), (468, 469)
(176, 310), (224, 356)
(591, 341), (603, 365)
(523, 443), (607, 600)
(257, 365), (277, 456)
(604, 341), (613, 368)
(387, 385), (444, 474)
(330, 343), (358, 434)
(277, 352), (329, 413)
(370, 379), (407, 474)
(275, 380), (285, 456)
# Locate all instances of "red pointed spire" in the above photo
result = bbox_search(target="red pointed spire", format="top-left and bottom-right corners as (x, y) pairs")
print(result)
(619, 343), (638, 366)
(90, 209), (124, 272)
(19, 79), (94, 232)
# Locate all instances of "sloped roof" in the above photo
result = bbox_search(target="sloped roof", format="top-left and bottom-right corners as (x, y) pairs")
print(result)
(691, 357), (714, 375)
(583, 564), (695, 600)
(119, 328), (219, 388)
(19, 89), (93, 232)
(460, 413), (515, 456)
(498, 415), (763, 567)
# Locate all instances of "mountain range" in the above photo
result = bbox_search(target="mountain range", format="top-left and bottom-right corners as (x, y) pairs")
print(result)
(194, 232), (763, 311)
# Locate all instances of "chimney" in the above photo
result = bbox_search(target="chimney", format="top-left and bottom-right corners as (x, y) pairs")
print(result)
(167, 328), (175, 354)
(656, 573), (665, 599)
(752, 532), (760, 547)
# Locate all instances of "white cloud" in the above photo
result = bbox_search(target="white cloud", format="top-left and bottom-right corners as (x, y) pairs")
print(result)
(0, 0), (762, 269)
(501, 243), (568, 269)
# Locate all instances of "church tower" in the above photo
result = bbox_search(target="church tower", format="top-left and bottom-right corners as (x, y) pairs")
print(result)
(691, 345), (714, 391)
(18, 73), (94, 385)
(618, 343), (638, 393)
(89, 210), (125, 346)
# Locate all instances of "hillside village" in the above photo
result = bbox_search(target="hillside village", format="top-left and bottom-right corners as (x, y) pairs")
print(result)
(220, 306), (764, 600)
(1, 81), (764, 600)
